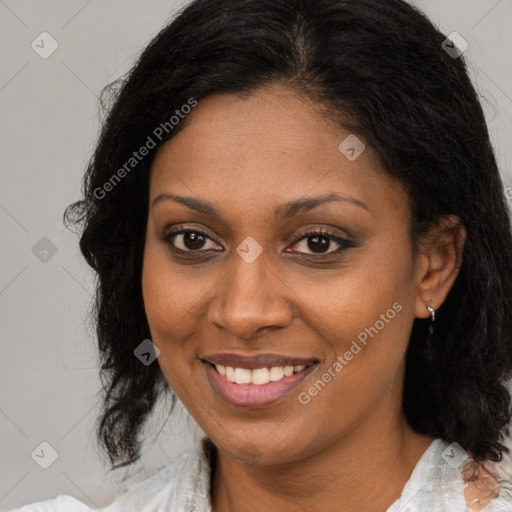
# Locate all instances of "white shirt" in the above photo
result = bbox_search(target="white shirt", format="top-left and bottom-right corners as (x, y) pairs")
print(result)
(8, 437), (512, 511)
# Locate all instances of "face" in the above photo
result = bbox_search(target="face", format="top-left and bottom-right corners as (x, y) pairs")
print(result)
(142, 85), (423, 466)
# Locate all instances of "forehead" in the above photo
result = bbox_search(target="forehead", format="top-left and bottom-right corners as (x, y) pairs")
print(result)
(149, 85), (408, 224)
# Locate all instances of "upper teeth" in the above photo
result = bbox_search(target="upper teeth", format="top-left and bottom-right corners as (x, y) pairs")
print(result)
(215, 364), (307, 385)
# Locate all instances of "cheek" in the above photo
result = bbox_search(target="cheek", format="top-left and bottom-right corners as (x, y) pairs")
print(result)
(141, 240), (198, 374)
(290, 240), (414, 342)
(141, 244), (202, 402)
(291, 239), (416, 390)
(142, 238), (202, 338)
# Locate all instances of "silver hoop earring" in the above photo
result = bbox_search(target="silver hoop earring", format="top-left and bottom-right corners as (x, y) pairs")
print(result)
(426, 305), (436, 322)
(426, 305), (436, 338)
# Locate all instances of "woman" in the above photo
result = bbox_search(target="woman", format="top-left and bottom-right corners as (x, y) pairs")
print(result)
(11, 0), (512, 510)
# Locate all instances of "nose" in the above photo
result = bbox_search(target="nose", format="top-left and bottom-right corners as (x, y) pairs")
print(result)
(206, 248), (293, 340)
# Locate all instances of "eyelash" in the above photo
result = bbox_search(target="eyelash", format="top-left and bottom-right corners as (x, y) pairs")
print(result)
(161, 226), (354, 259)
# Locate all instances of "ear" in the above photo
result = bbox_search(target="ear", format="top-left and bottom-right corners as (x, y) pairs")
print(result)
(414, 215), (466, 319)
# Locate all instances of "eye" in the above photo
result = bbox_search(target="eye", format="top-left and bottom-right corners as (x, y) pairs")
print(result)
(287, 228), (354, 257)
(162, 228), (221, 253)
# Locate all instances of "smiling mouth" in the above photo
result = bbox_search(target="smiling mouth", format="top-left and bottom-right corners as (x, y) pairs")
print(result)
(206, 361), (316, 385)
(200, 353), (319, 407)
(202, 359), (318, 408)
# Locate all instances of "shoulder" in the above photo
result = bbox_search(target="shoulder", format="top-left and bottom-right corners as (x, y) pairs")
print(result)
(7, 494), (92, 512)
(7, 438), (213, 512)
(461, 458), (512, 511)
(103, 436), (212, 512)
(388, 438), (512, 512)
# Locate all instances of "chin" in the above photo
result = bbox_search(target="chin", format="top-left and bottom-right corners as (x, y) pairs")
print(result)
(213, 430), (305, 466)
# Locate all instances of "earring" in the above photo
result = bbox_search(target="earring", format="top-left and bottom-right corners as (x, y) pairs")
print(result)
(426, 305), (436, 337)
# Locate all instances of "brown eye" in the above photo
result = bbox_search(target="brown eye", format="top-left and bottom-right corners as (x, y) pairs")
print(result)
(163, 230), (221, 252)
(288, 229), (354, 256)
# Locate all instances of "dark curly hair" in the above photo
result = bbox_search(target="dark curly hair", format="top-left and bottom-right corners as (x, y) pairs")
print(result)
(63, 0), (512, 471)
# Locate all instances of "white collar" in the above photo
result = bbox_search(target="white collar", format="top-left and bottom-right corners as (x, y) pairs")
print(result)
(105, 436), (512, 511)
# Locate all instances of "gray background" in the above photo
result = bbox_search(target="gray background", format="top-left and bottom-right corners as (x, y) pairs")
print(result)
(1, 0), (511, 509)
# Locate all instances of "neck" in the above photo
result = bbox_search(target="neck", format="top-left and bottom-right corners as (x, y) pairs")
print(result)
(210, 412), (434, 512)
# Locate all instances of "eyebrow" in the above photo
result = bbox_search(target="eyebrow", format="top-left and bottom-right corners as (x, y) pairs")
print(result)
(151, 192), (371, 219)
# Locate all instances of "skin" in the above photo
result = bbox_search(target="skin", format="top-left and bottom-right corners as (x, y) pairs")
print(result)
(142, 84), (466, 512)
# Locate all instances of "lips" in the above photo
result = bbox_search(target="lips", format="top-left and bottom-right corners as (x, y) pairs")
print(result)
(201, 353), (319, 408)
